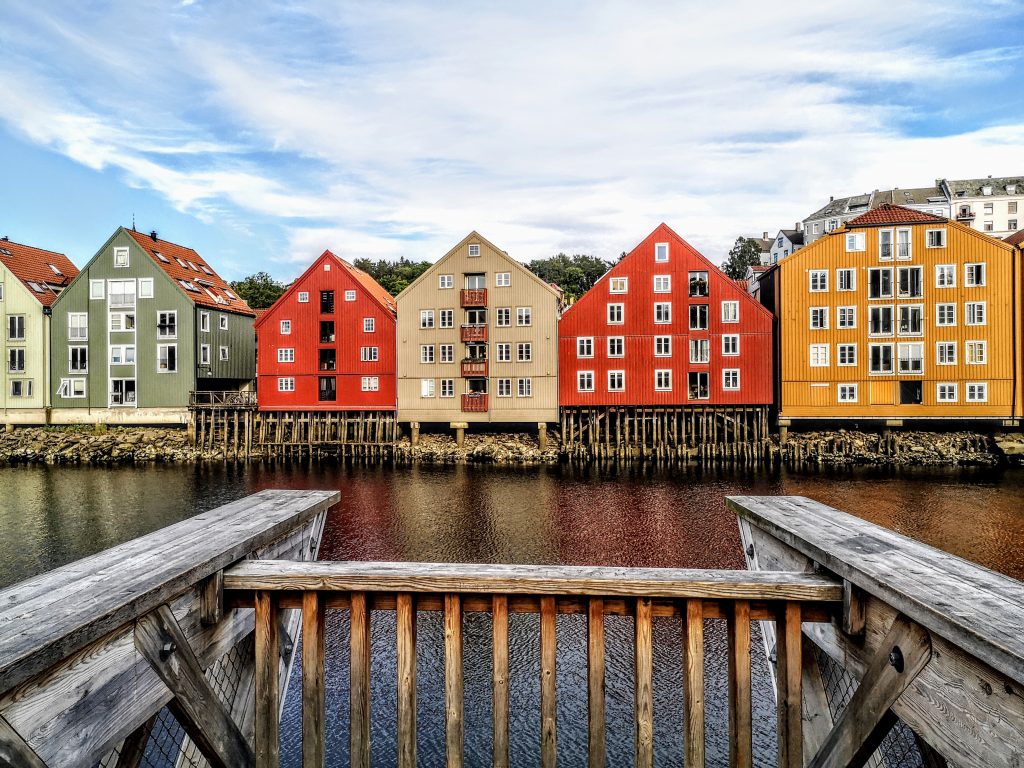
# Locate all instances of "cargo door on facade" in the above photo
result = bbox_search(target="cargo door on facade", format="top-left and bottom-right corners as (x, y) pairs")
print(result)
(870, 381), (895, 405)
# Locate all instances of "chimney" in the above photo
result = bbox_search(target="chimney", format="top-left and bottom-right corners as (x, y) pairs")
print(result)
(795, 222), (802, 231)
(0, 236), (7, 242)
(150, 230), (158, 241)
(762, 231), (768, 240)
(829, 195), (834, 202)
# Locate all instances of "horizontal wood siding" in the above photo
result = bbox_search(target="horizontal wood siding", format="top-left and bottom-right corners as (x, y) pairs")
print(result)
(776, 221), (1018, 418)
(256, 252), (396, 410)
(560, 225), (773, 407)
(396, 233), (559, 423)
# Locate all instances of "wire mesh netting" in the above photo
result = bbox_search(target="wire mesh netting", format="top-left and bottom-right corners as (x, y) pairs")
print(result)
(814, 645), (923, 768)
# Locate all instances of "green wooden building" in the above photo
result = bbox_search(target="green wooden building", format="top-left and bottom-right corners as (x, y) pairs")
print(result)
(0, 237), (79, 424)
(49, 227), (256, 424)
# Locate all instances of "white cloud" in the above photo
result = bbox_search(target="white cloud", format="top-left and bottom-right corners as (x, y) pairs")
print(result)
(0, 0), (1022, 274)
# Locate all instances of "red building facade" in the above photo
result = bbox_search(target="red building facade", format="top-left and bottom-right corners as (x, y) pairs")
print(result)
(256, 251), (397, 410)
(559, 224), (773, 407)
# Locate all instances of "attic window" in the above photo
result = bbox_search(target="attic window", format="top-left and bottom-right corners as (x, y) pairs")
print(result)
(187, 261), (200, 272)
(154, 251), (170, 263)
(982, 186), (992, 196)
(197, 279), (215, 288)
(225, 290), (237, 300)
(29, 281), (46, 293)
(468, 244), (481, 257)
(179, 279), (199, 292)
(48, 264), (63, 276)
(200, 265), (213, 275)
(0, 248), (11, 256)
(1009, 185), (1018, 195)
(113, 247), (129, 268)
(175, 257), (187, 268)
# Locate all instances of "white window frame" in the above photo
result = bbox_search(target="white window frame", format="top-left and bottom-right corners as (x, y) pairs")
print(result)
(722, 369), (740, 391)
(722, 335), (739, 356)
(277, 347), (295, 363)
(138, 278), (153, 299)
(361, 376), (380, 392)
(965, 263), (986, 287)
(495, 308), (511, 327)
(935, 304), (955, 326)
(809, 270), (828, 292)
(439, 309), (454, 328)
(837, 344), (857, 367)
(496, 343), (511, 362)
(607, 370), (625, 392)
(69, 345), (89, 373)
(440, 344), (454, 363)
(345, 290), (356, 302)
(219, 315), (228, 331)
(517, 342), (532, 362)
(420, 345), (435, 364)
(654, 336), (672, 357)
(837, 306), (856, 329)
(157, 343), (178, 373)
(898, 304), (924, 337)
(439, 274), (454, 289)
(689, 304), (709, 330)
(868, 343), (894, 375)
(654, 302), (671, 325)
(90, 280), (105, 300)
(113, 246), (129, 268)
(897, 342), (924, 374)
(517, 378), (533, 398)
(280, 319), (292, 335)
(721, 301), (739, 323)
(810, 307), (829, 330)
(936, 383), (958, 402)
(277, 377), (295, 392)
(516, 307), (532, 326)
(577, 337), (594, 358)
(966, 382), (988, 402)
(609, 277), (628, 294)
(298, 291), (309, 303)
(420, 309), (435, 329)
(836, 269), (856, 292)
(497, 378), (512, 398)
(689, 338), (710, 364)
(420, 379), (435, 398)
(878, 229), (894, 261)
(654, 242), (669, 262)
(440, 379), (455, 398)
(845, 232), (866, 252)
(925, 228), (947, 248)
(607, 303), (624, 324)
(936, 342), (957, 366)
(363, 317), (375, 333)
(496, 272), (511, 287)
(654, 369), (672, 392)
(653, 275), (671, 293)
(67, 313), (86, 341)
(607, 337), (624, 358)
(966, 340), (987, 365)
(200, 312), (210, 332)
(577, 371), (595, 392)
(468, 244), (481, 257)
(838, 384), (858, 403)
(809, 344), (829, 367)
(361, 346), (380, 362)
(965, 302), (986, 326)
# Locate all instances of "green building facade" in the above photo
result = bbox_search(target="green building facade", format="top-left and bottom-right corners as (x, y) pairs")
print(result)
(49, 227), (255, 423)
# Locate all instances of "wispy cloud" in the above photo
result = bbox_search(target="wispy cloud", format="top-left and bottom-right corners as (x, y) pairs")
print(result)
(1, 0), (1023, 279)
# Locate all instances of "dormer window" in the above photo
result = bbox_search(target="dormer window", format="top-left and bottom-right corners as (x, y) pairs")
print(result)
(1008, 184), (1017, 195)
(982, 185), (992, 196)
(468, 244), (481, 257)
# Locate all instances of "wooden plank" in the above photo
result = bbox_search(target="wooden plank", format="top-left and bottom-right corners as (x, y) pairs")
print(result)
(0, 489), (338, 695)
(799, 636), (833, 765)
(302, 591), (326, 768)
(843, 579), (866, 637)
(0, 713), (46, 768)
(255, 591), (280, 768)
(492, 595), (509, 768)
(0, 525), (315, 768)
(540, 596), (557, 768)
(807, 615), (932, 768)
(745, 519), (1024, 768)
(776, 602), (802, 768)
(350, 592), (372, 768)
(396, 592), (416, 768)
(224, 561), (842, 602)
(683, 599), (704, 768)
(444, 594), (464, 768)
(728, 600), (752, 768)
(728, 495), (1024, 684)
(135, 605), (254, 768)
(201, 570), (225, 627)
(634, 598), (653, 768)
(587, 598), (605, 768)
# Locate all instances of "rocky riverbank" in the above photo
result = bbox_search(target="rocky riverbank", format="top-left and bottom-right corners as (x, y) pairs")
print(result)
(0, 425), (1022, 467)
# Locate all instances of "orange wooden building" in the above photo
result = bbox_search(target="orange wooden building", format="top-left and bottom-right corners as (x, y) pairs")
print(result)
(759, 204), (1022, 424)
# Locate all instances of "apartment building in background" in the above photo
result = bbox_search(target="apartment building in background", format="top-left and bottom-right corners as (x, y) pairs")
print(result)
(943, 176), (1023, 238)
(759, 204), (1021, 423)
(49, 228), (255, 423)
(0, 238), (79, 423)
(395, 232), (561, 428)
(255, 250), (396, 410)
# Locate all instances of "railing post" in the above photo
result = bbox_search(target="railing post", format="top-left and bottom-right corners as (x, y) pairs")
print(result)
(301, 591), (326, 768)
(444, 594), (464, 767)
(683, 599), (705, 768)
(492, 595), (510, 768)
(635, 598), (653, 768)
(728, 600), (752, 768)
(587, 598), (605, 768)
(350, 592), (371, 768)
(396, 593), (417, 768)
(255, 591), (280, 768)
(540, 596), (557, 768)
(776, 602), (802, 768)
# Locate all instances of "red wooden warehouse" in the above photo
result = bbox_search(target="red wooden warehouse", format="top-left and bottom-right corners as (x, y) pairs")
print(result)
(255, 251), (396, 411)
(559, 224), (773, 416)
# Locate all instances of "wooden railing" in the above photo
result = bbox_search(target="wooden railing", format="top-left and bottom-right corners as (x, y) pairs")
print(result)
(460, 288), (487, 307)
(460, 323), (488, 342)
(461, 358), (488, 377)
(461, 392), (488, 412)
(224, 561), (842, 768)
(189, 390), (258, 408)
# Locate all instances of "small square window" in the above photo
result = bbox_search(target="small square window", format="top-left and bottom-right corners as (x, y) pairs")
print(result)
(845, 233), (865, 252)
(298, 292), (309, 303)
(609, 277), (628, 293)
(280, 320), (291, 335)
(364, 317), (375, 332)
(654, 243), (669, 262)
(439, 274), (454, 289)
(468, 244), (481, 257)
(496, 272), (511, 287)
(345, 290), (357, 301)
(113, 247), (129, 267)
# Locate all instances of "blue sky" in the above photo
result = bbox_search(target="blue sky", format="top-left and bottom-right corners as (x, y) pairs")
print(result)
(1, 1), (1023, 282)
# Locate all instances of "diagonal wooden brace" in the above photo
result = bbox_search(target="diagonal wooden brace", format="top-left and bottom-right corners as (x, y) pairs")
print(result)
(808, 613), (932, 768)
(135, 604), (255, 768)
(0, 712), (47, 768)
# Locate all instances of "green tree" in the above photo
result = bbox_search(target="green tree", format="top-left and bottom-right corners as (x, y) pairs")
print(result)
(230, 271), (287, 309)
(526, 253), (612, 302)
(352, 257), (432, 296)
(720, 237), (765, 280)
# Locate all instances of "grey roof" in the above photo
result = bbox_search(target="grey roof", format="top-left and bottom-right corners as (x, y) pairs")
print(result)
(749, 237), (773, 251)
(874, 186), (945, 206)
(805, 193), (871, 221)
(944, 176), (1024, 198)
(779, 229), (804, 246)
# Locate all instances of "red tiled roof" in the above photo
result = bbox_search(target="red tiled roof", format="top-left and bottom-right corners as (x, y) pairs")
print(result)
(1005, 229), (1024, 246)
(0, 239), (79, 307)
(733, 278), (749, 290)
(846, 203), (948, 227)
(126, 229), (254, 316)
(336, 254), (396, 315)
(749, 265), (768, 273)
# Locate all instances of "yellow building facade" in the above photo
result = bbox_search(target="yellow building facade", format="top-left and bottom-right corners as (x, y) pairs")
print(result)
(771, 204), (1020, 422)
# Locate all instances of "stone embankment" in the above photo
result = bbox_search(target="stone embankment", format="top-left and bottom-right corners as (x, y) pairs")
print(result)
(0, 426), (200, 464)
(776, 429), (1005, 466)
(394, 432), (558, 464)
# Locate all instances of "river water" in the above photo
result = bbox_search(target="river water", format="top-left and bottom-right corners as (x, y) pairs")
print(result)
(1, 461), (1021, 766)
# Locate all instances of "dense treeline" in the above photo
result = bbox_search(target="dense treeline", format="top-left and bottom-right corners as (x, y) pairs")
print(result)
(525, 253), (612, 302)
(351, 257), (432, 296)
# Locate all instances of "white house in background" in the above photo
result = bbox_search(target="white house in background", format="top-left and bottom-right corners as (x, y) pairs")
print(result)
(749, 232), (773, 265)
(802, 185), (948, 246)
(768, 226), (804, 264)
(743, 264), (768, 299)
(942, 176), (1024, 238)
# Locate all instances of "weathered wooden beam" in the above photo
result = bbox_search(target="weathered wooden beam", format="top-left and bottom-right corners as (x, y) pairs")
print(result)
(444, 594), (464, 768)
(807, 615), (932, 768)
(587, 598), (605, 768)
(843, 579), (866, 637)
(254, 592), (280, 768)
(301, 592), (325, 768)
(201, 570), (225, 627)
(112, 715), (156, 768)
(728, 600), (752, 768)
(492, 595), (509, 768)
(396, 593), (415, 768)
(799, 636), (834, 765)
(683, 599), (705, 768)
(634, 598), (653, 768)
(0, 713), (46, 768)
(351, 592), (372, 768)
(135, 605), (254, 768)
(224, 561), (842, 602)
(540, 597), (557, 768)
(775, 602), (802, 768)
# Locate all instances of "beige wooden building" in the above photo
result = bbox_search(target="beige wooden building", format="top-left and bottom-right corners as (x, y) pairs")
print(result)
(396, 232), (561, 430)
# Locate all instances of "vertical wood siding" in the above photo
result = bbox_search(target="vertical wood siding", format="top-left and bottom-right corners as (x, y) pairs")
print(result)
(559, 224), (774, 407)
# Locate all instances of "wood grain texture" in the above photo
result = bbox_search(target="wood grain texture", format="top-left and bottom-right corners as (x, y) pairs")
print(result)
(135, 604), (254, 768)
(224, 560), (841, 602)
(587, 598), (605, 768)
(0, 712), (46, 768)
(728, 600), (752, 768)
(807, 615), (932, 768)
(396, 593), (416, 768)
(0, 490), (338, 695)
(492, 595), (509, 768)
(683, 599), (705, 768)
(112, 715), (156, 768)
(301, 592), (325, 768)
(540, 597), (557, 768)
(350, 592), (371, 768)
(634, 598), (653, 768)
(799, 636), (834, 766)
(444, 594), (464, 768)
(255, 591), (280, 768)
(728, 495), (1024, 684)
(201, 570), (225, 627)
(746, 519), (1024, 768)
(775, 602), (802, 768)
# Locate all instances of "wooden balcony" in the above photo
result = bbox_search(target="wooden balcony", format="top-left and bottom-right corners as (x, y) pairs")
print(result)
(461, 359), (488, 378)
(188, 390), (258, 409)
(1, 493), (1021, 768)
(460, 323), (488, 343)
(461, 392), (488, 412)
(460, 288), (487, 307)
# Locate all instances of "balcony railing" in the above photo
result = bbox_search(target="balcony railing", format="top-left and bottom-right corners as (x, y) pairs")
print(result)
(460, 324), (488, 343)
(957, 209), (975, 220)
(461, 359), (488, 377)
(188, 390), (258, 408)
(461, 392), (488, 412)
(460, 288), (487, 307)
(898, 357), (924, 373)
